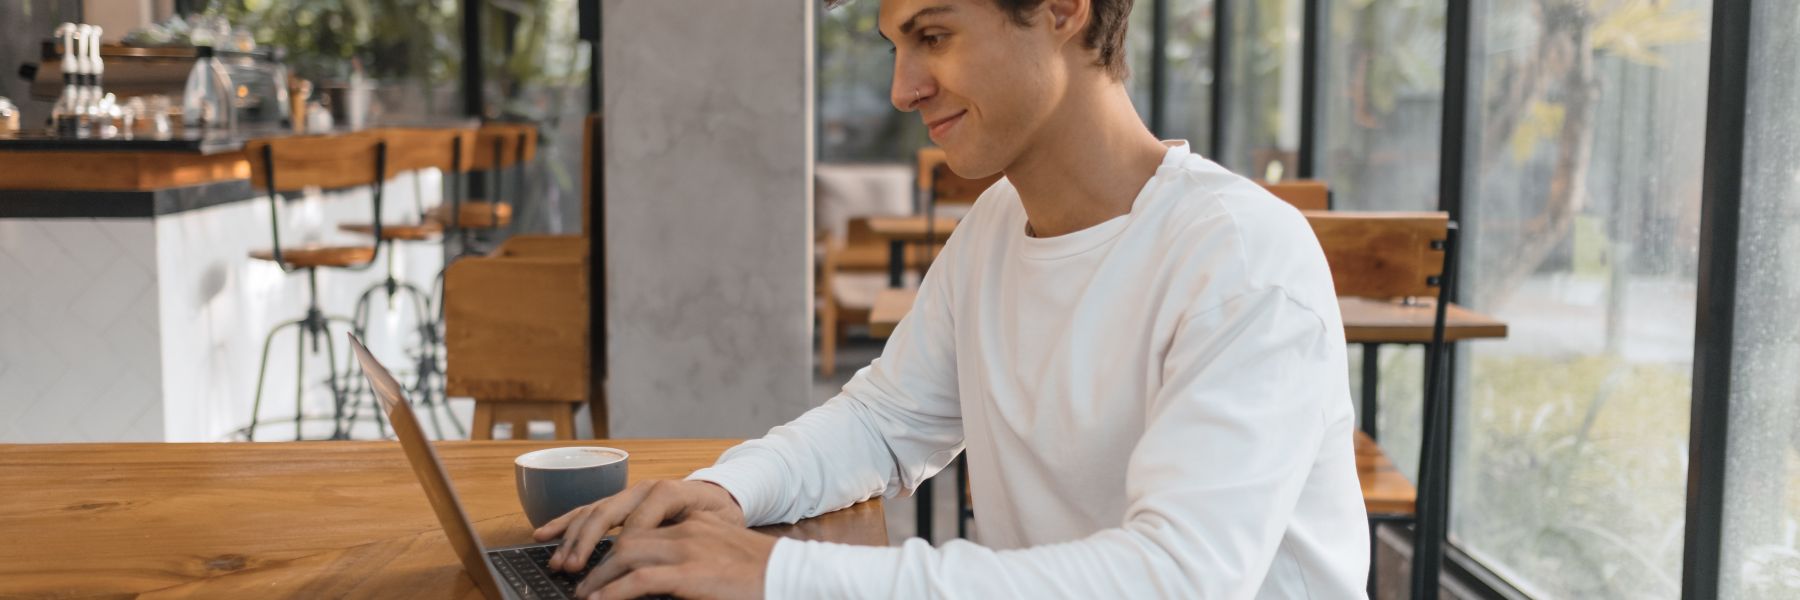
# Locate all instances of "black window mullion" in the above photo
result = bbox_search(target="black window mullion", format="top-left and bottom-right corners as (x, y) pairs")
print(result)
(1210, 0), (1231, 160)
(1679, 0), (1753, 598)
(461, 0), (483, 118)
(1296, 0), (1322, 178)
(1413, 0), (1477, 597)
(1150, 0), (1169, 137)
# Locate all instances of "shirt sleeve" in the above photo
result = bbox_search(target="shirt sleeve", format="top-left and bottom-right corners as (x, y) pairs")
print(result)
(757, 287), (1343, 599)
(686, 239), (965, 528)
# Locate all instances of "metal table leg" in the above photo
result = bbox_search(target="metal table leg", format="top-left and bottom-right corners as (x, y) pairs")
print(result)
(916, 478), (934, 542)
(888, 239), (905, 288)
(1362, 343), (1381, 439)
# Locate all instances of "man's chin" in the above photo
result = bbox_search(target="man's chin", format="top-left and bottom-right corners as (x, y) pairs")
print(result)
(942, 145), (1007, 180)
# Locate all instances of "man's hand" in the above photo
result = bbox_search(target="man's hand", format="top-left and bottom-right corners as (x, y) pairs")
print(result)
(574, 511), (777, 600)
(533, 479), (747, 573)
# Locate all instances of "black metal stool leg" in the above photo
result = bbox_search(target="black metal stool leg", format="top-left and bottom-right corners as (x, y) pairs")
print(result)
(395, 282), (449, 440)
(329, 315), (389, 439)
(245, 318), (306, 441)
(322, 320), (348, 440)
(293, 316), (308, 441)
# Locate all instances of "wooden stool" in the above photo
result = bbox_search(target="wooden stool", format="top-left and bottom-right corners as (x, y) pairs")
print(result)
(239, 133), (388, 442)
(470, 399), (584, 440)
(433, 122), (538, 257)
(335, 128), (478, 441)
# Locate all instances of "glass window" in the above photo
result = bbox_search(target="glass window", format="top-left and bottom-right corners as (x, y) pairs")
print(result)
(475, 0), (591, 234)
(1319, 0), (1442, 211)
(818, 0), (926, 162)
(1164, 0), (1215, 149)
(208, 0), (463, 115)
(1721, 2), (1800, 598)
(1452, 0), (1711, 597)
(1126, 0), (1155, 125)
(1221, 0), (1301, 178)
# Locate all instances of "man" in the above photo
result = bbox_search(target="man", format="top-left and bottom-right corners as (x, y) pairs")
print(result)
(537, 0), (1368, 596)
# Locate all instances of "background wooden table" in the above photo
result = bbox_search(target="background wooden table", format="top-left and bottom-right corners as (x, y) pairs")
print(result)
(866, 216), (959, 287)
(871, 291), (1506, 344)
(0, 439), (886, 599)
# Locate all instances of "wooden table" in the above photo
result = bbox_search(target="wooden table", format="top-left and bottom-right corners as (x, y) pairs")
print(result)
(868, 292), (1506, 440)
(866, 216), (959, 287)
(1336, 297), (1506, 442)
(865, 290), (1480, 533)
(1339, 297), (1507, 343)
(0, 439), (886, 598)
(870, 293), (1506, 344)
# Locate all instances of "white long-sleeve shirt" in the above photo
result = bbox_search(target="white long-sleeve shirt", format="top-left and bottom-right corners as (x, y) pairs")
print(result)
(689, 143), (1369, 598)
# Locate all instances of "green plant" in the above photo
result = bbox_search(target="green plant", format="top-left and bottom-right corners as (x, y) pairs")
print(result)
(200, 0), (458, 83)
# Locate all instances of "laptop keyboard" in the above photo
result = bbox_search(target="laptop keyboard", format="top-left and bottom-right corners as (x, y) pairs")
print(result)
(491, 541), (609, 600)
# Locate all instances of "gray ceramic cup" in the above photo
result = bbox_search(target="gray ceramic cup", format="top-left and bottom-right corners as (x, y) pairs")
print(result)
(515, 447), (630, 528)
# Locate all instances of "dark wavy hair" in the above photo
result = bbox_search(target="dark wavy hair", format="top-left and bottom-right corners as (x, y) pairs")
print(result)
(827, 0), (1136, 80)
(991, 0), (1133, 80)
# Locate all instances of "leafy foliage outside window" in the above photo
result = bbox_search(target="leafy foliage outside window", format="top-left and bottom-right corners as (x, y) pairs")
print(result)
(197, 0), (459, 83)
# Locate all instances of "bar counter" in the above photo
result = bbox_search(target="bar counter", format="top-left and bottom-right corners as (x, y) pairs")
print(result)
(0, 125), (468, 443)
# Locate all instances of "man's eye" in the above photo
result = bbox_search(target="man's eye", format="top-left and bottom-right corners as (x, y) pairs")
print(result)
(922, 34), (945, 48)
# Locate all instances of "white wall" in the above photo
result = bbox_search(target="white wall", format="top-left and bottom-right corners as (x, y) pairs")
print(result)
(602, 0), (816, 438)
(0, 171), (444, 443)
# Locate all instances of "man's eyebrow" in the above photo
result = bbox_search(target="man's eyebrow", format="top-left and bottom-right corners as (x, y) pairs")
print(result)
(878, 5), (955, 42)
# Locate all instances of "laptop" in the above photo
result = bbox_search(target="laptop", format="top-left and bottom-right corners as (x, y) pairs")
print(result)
(348, 333), (612, 600)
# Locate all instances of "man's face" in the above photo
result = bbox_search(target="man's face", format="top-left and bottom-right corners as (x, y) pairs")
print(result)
(879, 0), (1068, 178)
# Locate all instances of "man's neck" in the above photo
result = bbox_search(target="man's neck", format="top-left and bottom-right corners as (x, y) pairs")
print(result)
(1004, 82), (1169, 239)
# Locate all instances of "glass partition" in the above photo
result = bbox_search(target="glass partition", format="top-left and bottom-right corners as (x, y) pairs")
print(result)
(1452, 0), (1712, 596)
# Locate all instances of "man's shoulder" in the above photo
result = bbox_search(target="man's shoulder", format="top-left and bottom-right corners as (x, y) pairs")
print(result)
(1146, 156), (1334, 310)
(1150, 156), (1317, 260)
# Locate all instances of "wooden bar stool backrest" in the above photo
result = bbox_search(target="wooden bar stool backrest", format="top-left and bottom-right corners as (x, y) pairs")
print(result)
(244, 133), (389, 270)
(246, 132), (387, 193)
(1303, 211), (1449, 300)
(1261, 179), (1331, 211)
(379, 128), (474, 224)
(471, 123), (538, 171)
(380, 128), (476, 177)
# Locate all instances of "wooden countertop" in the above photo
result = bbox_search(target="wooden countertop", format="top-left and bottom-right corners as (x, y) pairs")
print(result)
(0, 439), (886, 598)
(0, 149), (253, 192)
(0, 123), (477, 193)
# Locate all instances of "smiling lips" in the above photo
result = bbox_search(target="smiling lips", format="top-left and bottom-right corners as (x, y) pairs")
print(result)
(926, 110), (967, 142)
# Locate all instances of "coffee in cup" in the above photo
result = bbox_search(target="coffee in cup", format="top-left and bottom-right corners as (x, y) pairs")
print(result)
(514, 447), (630, 528)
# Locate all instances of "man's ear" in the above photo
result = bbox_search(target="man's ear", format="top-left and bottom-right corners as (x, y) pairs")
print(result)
(1043, 0), (1090, 44)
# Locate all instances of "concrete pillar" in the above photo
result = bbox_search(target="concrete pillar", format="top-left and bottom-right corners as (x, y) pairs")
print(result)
(602, 0), (815, 438)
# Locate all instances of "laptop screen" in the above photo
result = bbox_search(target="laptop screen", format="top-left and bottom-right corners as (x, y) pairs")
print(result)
(348, 333), (505, 599)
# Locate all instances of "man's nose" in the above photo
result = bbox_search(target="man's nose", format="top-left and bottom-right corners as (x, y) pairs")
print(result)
(891, 60), (935, 112)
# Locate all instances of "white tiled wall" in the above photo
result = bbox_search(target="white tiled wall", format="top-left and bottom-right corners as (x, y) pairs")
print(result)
(0, 170), (445, 443)
(0, 218), (164, 443)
